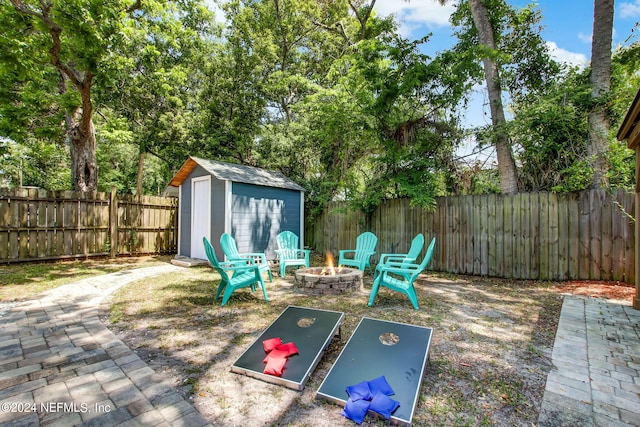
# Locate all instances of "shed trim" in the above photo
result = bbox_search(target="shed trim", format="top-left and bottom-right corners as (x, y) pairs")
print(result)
(178, 184), (183, 255)
(168, 156), (305, 192)
(190, 175), (212, 259)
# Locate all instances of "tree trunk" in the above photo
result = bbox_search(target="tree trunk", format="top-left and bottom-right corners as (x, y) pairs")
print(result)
(68, 107), (98, 192)
(588, 0), (614, 189)
(469, 0), (519, 194)
(137, 152), (145, 195)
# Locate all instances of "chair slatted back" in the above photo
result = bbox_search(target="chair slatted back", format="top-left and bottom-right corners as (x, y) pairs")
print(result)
(405, 234), (425, 264)
(277, 231), (300, 258)
(203, 237), (231, 282)
(220, 233), (241, 259)
(355, 232), (378, 262)
(410, 237), (436, 282)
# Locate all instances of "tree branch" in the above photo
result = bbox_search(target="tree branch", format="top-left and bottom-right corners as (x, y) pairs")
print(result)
(348, 0), (376, 40)
(127, 0), (143, 14)
(313, 20), (352, 45)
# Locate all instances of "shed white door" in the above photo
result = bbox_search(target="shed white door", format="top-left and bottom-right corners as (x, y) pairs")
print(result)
(191, 176), (211, 260)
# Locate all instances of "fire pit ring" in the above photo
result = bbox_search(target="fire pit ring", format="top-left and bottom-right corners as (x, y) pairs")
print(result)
(294, 267), (364, 295)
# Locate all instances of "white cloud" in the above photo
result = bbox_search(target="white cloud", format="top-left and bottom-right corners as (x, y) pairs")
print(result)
(620, 0), (640, 18)
(577, 32), (592, 43)
(546, 41), (588, 68)
(374, 0), (455, 37)
(204, 0), (227, 24)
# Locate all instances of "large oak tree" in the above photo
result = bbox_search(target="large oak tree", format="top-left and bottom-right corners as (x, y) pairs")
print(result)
(2, 0), (211, 192)
(3, 0), (137, 191)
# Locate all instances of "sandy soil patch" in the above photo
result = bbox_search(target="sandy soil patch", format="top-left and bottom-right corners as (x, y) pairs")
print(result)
(104, 265), (634, 426)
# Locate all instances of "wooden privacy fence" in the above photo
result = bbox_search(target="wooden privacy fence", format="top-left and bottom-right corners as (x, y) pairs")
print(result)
(307, 189), (635, 284)
(0, 188), (178, 262)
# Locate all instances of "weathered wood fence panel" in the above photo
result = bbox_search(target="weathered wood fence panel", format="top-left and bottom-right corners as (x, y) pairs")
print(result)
(0, 188), (178, 262)
(307, 189), (635, 284)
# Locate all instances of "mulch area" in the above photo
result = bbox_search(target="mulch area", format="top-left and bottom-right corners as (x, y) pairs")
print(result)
(554, 280), (636, 301)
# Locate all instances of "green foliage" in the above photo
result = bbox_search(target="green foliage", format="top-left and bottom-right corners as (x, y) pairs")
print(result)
(214, 0), (450, 214)
(96, 0), (216, 177)
(448, 0), (562, 102)
(606, 139), (635, 190)
(610, 43), (640, 125)
(447, 0), (634, 195)
(499, 5), (564, 104)
(94, 111), (173, 194)
(0, 3), (66, 144)
(194, 4), (266, 164)
(1, 0), (635, 209)
(510, 69), (592, 192)
(605, 43), (639, 192)
(0, 138), (70, 189)
(453, 164), (501, 195)
(0, 0), (215, 192)
(510, 42), (638, 193)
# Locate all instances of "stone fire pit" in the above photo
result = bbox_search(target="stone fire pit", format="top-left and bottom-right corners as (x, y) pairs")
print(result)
(294, 267), (364, 295)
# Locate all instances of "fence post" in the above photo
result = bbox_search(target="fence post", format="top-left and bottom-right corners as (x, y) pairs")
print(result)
(109, 187), (118, 258)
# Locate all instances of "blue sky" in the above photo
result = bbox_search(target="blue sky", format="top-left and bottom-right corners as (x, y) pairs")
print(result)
(374, 0), (640, 160)
(374, 0), (640, 69)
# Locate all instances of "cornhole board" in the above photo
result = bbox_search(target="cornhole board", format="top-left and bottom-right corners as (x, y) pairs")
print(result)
(231, 305), (344, 390)
(316, 317), (433, 426)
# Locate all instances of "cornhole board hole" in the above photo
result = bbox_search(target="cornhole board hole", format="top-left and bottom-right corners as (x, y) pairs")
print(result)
(231, 305), (344, 390)
(316, 317), (433, 426)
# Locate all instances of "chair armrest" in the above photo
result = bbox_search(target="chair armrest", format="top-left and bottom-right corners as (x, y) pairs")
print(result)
(379, 265), (422, 276)
(379, 253), (408, 263)
(384, 261), (420, 269)
(338, 250), (355, 260)
(379, 260), (422, 272)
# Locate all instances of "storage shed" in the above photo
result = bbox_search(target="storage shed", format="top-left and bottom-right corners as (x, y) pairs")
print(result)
(167, 157), (305, 261)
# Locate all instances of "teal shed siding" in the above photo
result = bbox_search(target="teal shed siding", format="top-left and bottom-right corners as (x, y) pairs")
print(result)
(231, 183), (302, 259)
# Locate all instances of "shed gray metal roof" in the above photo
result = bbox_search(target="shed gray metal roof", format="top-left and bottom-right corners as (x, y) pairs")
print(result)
(168, 156), (305, 192)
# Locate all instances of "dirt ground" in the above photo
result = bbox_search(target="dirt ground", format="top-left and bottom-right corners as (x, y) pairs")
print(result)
(103, 266), (635, 427)
(553, 279), (635, 301)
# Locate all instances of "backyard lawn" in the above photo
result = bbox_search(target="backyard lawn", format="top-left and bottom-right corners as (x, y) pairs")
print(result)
(0, 256), (634, 426)
(0, 255), (173, 302)
(106, 256), (565, 427)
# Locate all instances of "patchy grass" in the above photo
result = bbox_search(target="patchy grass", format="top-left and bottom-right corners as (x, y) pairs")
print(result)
(0, 255), (172, 302)
(106, 258), (564, 427)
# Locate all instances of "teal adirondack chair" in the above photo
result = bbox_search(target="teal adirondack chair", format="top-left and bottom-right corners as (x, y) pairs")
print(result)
(368, 237), (436, 310)
(275, 231), (310, 277)
(220, 233), (273, 282)
(203, 237), (269, 306)
(373, 233), (425, 282)
(338, 232), (378, 273)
